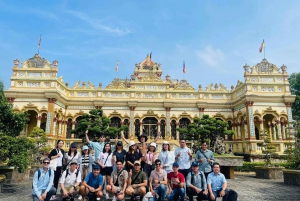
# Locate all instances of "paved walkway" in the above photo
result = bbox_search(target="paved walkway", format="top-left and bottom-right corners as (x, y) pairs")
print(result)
(0, 173), (299, 201)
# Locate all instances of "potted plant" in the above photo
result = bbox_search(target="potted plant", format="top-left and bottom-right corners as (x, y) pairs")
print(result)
(255, 130), (284, 179)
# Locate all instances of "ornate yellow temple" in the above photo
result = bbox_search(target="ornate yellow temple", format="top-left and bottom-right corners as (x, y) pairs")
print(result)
(4, 53), (296, 155)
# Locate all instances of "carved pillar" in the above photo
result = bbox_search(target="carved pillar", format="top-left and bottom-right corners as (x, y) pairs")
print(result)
(72, 121), (76, 130)
(232, 123), (236, 140)
(276, 120), (282, 140)
(237, 123), (241, 140)
(36, 116), (42, 127)
(165, 107), (171, 138)
(48, 98), (57, 135)
(176, 122), (180, 140)
(272, 122), (277, 141)
(57, 120), (62, 136)
(285, 102), (294, 139)
(140, 122), (143, 135)
(244, 121), (248, 139)
(61, 120), (66, 137)
(157, 122), (161, 133)
(259, 119), (264, 139)
(245, 101), (255, 139)
(198, 108), (205, 119)
(268, 122), (272, 140)
(129, 107), (135, 137)
(281, 121), (286, 140)
(52, 118), (57, 136)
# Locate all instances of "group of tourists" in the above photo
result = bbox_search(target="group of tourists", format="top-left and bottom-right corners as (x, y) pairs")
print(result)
(31, 130), (232, 201)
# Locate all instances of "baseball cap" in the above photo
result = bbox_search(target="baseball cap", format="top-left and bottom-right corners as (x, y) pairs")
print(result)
(117, 141), (123, 146)
(172, 162), (179, 167)
(82, 145), (89, 151)
(93, 164), (101, 170)
(70, 159), (78, 165)
(134, 160), (141, 165)
(191, 161), (199, 167)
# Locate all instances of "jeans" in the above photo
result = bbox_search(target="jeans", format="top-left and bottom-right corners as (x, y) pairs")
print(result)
(209, 189), (229, 201)
(167, 188), (185, 201)
(186, 187), (209, 201)
(149, 184), (167, 201)
(32, 187), (56, 201)
(53, 166), (62, 191)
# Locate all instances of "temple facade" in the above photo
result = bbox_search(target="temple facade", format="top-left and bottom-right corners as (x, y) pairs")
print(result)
(4, 54), (296, 155)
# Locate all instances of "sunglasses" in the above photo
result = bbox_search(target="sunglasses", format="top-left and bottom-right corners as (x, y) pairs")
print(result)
(71, 147), (76, 148)
(173, 166), (179, 168)
(134, 164), (140, 166)
(43, 162), (50, 164)
(100, 136), (105, 138)
(155, 163), (161, 166)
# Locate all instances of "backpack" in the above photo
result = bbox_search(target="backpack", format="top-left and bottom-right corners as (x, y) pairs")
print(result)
(32, 169), (52, 188)
(64, 169), (79, 179)
(190, 171), (204, 189)
(228, 189), (238, 201)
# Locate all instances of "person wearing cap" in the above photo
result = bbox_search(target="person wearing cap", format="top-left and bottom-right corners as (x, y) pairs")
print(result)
(196, 141), (215, 180)
(32, 158), (56, 201)
(167, 162), (185, 201)
(125, 141), (143, 171)
(149, 159), (168, 201)
(60, 159), (82, 201)
(79, 164), (104, 201)
(113, 141), (127, 169)
(207, 163), (229, 201)
(121, 132), (161, 169)
(106, 160), (129, 201)
(158, 141), (175, 173)
(85, 130), (117, 161)
(79, 145), (94, 181)
(143, 142), (158, 177)
(174, 138), (193, 179)
(65, 142), (81, 170)
(186, 161), (208, 201)
(125, 160), (147, 200)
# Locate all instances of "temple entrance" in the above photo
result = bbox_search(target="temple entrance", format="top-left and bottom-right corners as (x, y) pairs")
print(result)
(142, 117), (158, 139)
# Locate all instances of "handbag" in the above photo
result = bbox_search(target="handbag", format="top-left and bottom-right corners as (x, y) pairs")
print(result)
(49, 149), (59, 171)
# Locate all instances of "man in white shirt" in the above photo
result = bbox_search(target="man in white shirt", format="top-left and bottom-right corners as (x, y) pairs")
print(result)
(174, 139), (192, 179)
(60, 159), (82, 201)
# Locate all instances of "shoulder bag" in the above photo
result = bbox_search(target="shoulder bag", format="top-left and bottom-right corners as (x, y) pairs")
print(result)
(49, 149), (59, 171)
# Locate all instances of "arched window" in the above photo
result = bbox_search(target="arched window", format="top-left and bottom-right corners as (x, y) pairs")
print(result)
(142, 117), (158, 138)
(66, 118), (73, 138)
(135, 119), (140, 137)
(171, 120), (177, 140)
(110, 117), (121, 128)
(123, 119), (129, 139)
(179, 118), (190, 139)
(160, 120), (166, 139)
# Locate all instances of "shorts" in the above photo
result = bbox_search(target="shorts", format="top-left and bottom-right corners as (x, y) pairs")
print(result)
(129, 185), (140, 194)
(101, 167), (113, 176)
(60, 186), (77, 195)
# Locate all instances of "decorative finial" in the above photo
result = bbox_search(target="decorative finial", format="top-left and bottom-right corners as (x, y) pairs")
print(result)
(214, 83), (219, 91)
(198, 85), (202, 91)
(231, 85), (235, 91)
(165, 74), (171, 81)
(281, 64), (287, 73)
(13, 58), (19, 66)
(243, 64), (250, 73)
(65, 82), (69, 87)
(52, 60), (59, 67)
(82, 81), (86, 88)
(98, 82), (102, 89)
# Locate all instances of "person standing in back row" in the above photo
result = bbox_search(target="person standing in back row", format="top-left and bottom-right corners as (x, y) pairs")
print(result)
(174, 139), (192, 179)
(196, 141), (214, 179)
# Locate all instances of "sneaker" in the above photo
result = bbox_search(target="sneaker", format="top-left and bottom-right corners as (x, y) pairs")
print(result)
(78, 195), (82, 200)
(112, 196), (117, 201)
(96, 198), (100, 201)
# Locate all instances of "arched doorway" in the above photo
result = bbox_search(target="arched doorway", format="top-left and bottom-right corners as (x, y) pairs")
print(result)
(134, 119), (140, 137)
(110, 117), (121, 128)
(160, 119), (166, 139)
(66, 118), (73, 138)
(171, 120), (177, 140)
(40, 113), (47, 131)
(27, 110), (38, 136)
(142, 117), (158, 139)
(123, 119), (129, 138)
(179, 118), (190, 139)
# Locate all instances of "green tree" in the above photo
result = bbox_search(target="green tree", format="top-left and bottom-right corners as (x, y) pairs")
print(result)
(177, 115), (234, 149)
(28, 127), (51, 164)
(72, 109), (128, 141)
(258, 131), (278, 167)
(0, 81), (34, 172)
(0, 82), (28, 137)
(288, 72), (300, 117)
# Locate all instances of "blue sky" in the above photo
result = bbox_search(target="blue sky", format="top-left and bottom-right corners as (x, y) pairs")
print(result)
(1, 0), (300, 90)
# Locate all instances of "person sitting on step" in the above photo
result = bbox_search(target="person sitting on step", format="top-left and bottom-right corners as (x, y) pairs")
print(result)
(125, 160), (147, 201)
(149, 159), (168, 201)
(60, 159), (81, 201)
(167, 162), (185, 201)
(106, 160), (128, 201)
(79, 164), (103, 201)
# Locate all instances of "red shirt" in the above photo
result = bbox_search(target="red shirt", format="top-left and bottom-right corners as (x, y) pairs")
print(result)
(167, 172), (184, 189)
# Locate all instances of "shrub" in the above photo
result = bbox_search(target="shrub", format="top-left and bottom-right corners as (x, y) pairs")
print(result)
(234, 161), (296, 172)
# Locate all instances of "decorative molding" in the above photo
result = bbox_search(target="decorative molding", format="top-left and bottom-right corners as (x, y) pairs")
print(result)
(102, 107), (130, 110)
(68, 106), (95, 109)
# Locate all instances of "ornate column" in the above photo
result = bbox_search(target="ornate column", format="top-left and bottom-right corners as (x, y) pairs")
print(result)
(259, 119), (264, 139)
(129, 107), (135, 137)
(57, 120), (62, 136)
(52, 118), (57, 136)
(47, 98), (56, 135)
(272, 122), (277, 141)
(268, 121), (272, 140)
(176, 122), (180, 140)
(281, 120), (286, 140)
(140, 122), (143, 136)
(72, 121), (76, 130)
(36, 116), (42, 127)
(165, 107), (171, 139)
(198, 108), (205, 119)
(157, 122), (161, 133)
(276, 120), (282, 140)
(61, 120), (67, 137)
(231, 123), (236, 140)
(245, 101), (255, 139)
(285, 102), (294, 139)
(237, 122), (241, 140)
(244, 120), (248, 139)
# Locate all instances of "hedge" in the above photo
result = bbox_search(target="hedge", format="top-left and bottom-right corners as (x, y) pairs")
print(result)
(234, 162), (296, 172)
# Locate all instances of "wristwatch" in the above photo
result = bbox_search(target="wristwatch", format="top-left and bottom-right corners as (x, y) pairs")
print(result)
(158, 181), (160, 184)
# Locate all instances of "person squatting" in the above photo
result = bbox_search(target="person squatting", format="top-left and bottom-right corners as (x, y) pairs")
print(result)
(33, 131), (234, 201)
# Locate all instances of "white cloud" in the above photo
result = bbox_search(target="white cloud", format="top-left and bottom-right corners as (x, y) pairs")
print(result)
(196, 46), (225, 67)
(64, 9), (131, 36)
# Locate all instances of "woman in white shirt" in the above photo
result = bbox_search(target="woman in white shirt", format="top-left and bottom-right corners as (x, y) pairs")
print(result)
(65, 142), (81, 170)
(158, 141), (175, 173)
(97, 142), (113, 199)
